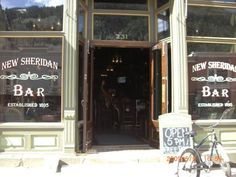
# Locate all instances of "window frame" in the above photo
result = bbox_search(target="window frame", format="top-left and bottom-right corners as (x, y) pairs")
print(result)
(187, 1), (236, 123)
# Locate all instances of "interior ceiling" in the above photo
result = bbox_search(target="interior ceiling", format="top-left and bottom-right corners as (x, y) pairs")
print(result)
(94, 47), (149, 73)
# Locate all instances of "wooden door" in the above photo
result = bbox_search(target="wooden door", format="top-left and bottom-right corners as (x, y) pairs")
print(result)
(149, 42), (169, 147)
(82, 41), (94, 152)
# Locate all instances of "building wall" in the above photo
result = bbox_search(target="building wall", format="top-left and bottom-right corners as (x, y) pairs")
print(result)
(0, 1), (236, 162)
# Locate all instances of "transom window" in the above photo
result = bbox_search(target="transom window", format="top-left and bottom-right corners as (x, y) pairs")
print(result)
(94, 0), (148, 10)
(93, 15), (149, 41)
(187, 6), (236, 37)
(0, 0), (64, 31)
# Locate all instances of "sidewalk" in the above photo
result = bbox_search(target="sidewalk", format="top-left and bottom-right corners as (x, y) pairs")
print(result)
(0, 148), (235, 177)
(60, 149), (236, 177)
(0, 163), (235, 177)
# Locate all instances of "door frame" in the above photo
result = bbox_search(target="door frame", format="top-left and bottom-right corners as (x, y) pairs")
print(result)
(82, 40), (94, 152)
(149, 41), (169, 147)
(81, 40), (153, 151)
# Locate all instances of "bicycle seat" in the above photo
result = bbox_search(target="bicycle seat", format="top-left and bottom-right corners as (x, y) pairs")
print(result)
(184, 131), (196, 137)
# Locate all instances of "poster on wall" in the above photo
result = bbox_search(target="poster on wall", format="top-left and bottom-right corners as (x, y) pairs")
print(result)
(189, 53), (236, 120)
(0, 38), (62, 122)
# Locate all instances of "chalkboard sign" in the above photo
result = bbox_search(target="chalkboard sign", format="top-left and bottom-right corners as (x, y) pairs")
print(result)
(163, 127), (190, 154)
(159, 113), (192, 156)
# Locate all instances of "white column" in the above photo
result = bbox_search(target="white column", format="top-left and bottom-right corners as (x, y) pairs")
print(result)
(170, 0), (189, 114)
(63, 0), (78, 153)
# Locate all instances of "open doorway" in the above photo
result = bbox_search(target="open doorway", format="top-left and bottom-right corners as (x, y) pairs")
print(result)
(93, 47), (150, 146)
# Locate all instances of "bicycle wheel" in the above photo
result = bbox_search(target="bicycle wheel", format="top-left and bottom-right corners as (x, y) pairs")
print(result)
(214, 143), (231, 177)
(177, 148), (201, 177)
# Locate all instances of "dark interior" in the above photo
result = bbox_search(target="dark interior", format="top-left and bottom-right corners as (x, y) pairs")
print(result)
(93, 47), (150, 145)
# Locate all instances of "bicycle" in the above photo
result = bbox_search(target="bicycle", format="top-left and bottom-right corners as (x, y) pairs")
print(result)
(176, 109), (232, 177)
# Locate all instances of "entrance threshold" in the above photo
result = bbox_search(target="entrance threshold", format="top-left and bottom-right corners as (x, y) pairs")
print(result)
(94, 133), (147, 146)
(88, 144), (155, 153)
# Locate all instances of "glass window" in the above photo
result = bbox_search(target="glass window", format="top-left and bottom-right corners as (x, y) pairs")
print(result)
(157, 0), (169, 8)
(188, 43), (236, 120)
(93, 15), (149, 41)
(0, 0), (64, 31)
(190, 0), (236, 2)
(94, 0), (148, 10)
(0, 38), (62, 122)
(78, 44), (84, 121)
(79, 5), (86, 39)
(157, 9), (170, 40)
(187, 6), (236, 37)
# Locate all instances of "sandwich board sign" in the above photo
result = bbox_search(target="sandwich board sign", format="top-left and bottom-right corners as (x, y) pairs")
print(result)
(159, 113), (192, 161)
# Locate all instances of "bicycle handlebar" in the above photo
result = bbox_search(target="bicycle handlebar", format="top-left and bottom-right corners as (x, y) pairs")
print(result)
(184, 130), (196, 137)
(196, 106), (235, 130)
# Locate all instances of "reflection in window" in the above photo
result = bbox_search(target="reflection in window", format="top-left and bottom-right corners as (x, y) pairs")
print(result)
(187, 6), (236, 37)
(94, 15), (149, 41)
(94, 0), (148, 10)
(0, 0), (63, 31)
(0, 38), (62, 122)
(79, 5), (85, 39)
(157, 9), (170, 40)
(78, 44), (84, 121)
(157, 0), (169, 8)
(188, 43), (236, 120)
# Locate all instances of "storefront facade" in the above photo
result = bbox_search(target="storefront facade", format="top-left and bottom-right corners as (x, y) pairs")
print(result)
(0, 0), (236, 160)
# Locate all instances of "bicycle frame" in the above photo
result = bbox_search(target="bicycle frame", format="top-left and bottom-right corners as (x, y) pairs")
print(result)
(194, 129), (223, 168)
(177, 109), (232, 177)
